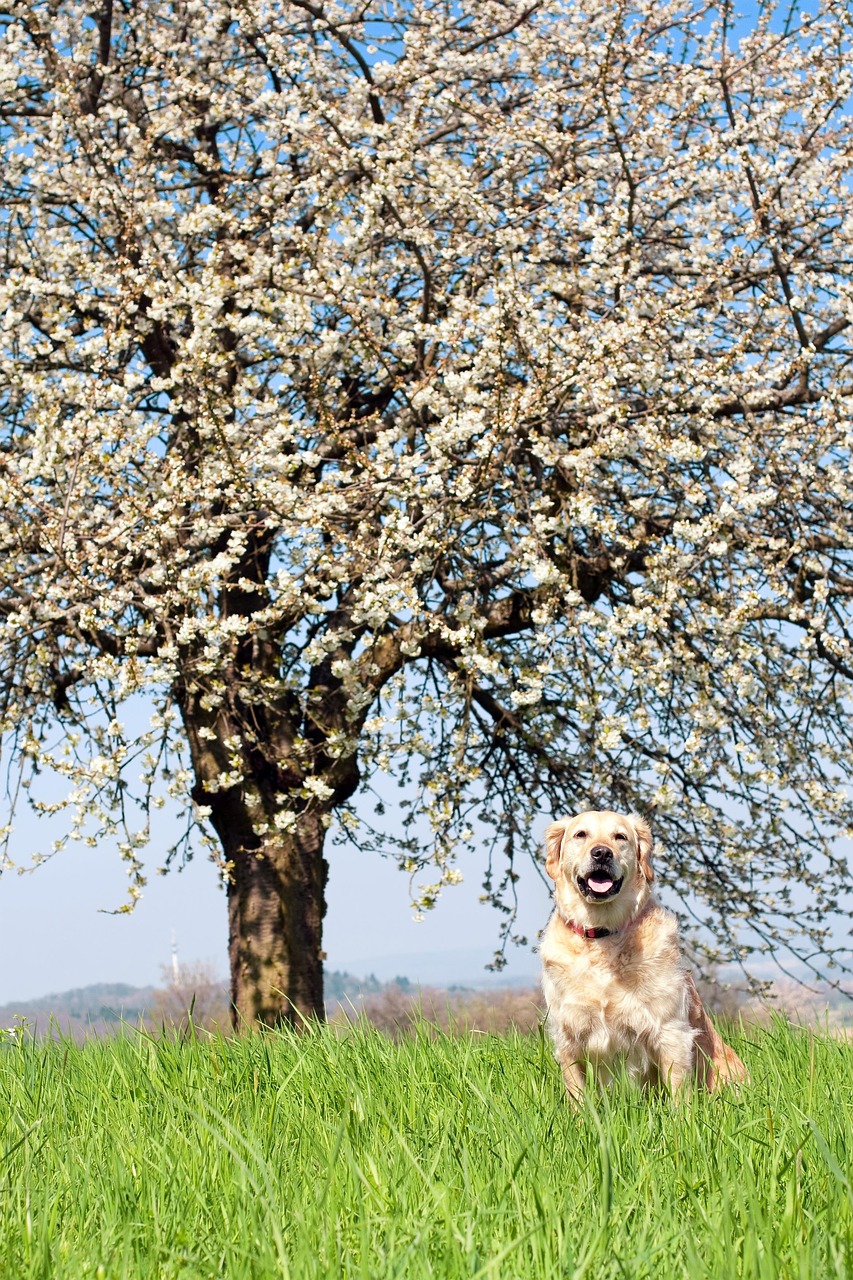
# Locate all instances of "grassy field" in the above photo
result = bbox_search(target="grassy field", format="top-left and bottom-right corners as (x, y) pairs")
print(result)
(1, 1018), (851, 1279)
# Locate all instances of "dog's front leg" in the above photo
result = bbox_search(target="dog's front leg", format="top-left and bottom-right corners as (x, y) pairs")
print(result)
(655, 1024), (696, 1096)
(556, 1050), (587, 1101)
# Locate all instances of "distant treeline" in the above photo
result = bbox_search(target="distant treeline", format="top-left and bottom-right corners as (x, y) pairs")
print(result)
(0, 970), (422, 1039)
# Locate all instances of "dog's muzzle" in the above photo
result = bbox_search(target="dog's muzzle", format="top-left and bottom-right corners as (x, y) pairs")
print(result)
(577, 845), (624, 901)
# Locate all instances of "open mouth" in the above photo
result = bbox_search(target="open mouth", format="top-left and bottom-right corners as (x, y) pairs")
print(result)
(577, 872), (624, 901)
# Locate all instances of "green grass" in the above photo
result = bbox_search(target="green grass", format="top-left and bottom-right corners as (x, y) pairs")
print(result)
(1, 1018), (851, 1278)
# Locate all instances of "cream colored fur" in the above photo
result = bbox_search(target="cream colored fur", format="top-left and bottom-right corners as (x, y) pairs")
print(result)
(540, 810), (748, 1098)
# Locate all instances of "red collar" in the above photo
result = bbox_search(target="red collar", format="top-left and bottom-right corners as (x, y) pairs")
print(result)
(561, 900), (652, 941)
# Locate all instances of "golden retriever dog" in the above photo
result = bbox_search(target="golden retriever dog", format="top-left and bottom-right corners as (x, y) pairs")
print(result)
(540, 810), (748, 1098)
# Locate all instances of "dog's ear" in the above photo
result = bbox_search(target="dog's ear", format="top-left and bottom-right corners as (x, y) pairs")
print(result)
(544, 821), (566, 880)
(630, 814), (654, 882)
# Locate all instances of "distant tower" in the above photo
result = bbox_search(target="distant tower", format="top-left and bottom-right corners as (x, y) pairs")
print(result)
(171, 930), (181, 986)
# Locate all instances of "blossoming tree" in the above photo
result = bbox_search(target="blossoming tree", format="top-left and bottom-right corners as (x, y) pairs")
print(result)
(2, 0), (852, 1026)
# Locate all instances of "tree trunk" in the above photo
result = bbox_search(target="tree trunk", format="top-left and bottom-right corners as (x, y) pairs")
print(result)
(176, 629), (357, 1030)
(223, 812), (328, 1029)
(180, 695), (332, 1029)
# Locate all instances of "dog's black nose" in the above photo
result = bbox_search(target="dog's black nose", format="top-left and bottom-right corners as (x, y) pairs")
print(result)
(590, 845), (612, 863)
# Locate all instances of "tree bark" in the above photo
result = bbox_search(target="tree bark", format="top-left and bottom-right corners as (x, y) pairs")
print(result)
(221, 813), (328, 1030)
(194, 777), (329, 1028)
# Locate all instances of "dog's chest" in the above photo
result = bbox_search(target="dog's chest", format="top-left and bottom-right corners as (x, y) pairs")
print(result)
(543, 937), (681, 1050)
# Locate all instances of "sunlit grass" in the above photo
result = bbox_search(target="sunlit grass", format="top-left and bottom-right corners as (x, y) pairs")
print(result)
(1, 1018), (851, 1278)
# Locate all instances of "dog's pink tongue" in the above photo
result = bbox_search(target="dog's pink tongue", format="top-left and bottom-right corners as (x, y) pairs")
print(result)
(589, 876), (614, 892)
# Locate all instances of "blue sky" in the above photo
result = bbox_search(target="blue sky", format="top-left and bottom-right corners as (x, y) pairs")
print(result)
(0, 794), (551, 1004)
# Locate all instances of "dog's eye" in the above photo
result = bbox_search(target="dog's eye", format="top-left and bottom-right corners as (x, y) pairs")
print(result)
(574, 830), (586, 839)
(614, 832), (628, 841)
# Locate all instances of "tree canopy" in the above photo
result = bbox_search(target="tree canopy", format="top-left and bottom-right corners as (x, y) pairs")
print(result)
(1, 0), (853, 1022)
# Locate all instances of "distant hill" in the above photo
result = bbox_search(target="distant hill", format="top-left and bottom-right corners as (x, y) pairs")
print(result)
(0, 972), (417, 1038)
(0, 982), (158, 1038)
(324, 970), (413, 1003)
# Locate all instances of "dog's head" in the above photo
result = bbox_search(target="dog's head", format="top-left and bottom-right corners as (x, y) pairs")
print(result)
(544, 809), (654, 929)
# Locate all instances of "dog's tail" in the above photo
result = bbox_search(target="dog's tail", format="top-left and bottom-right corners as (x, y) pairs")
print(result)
(685, 972), (750, 1090)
